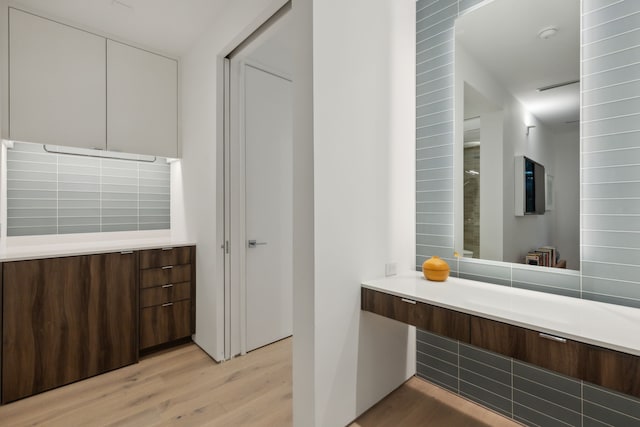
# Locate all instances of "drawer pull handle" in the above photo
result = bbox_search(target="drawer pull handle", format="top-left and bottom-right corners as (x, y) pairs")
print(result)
(162, 265), (173, 270)
(162, 284), (174, 288)
(162, 302), (173, 307)
(121, 250), (133, 255)
(162, 247), (174, 251)
(401, 298), (417, 305)
(539, 333), (566, 343)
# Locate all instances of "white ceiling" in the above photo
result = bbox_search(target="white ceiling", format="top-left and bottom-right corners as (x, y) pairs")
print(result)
(11, 0), (233, 57)
(456, 0), (580, 128)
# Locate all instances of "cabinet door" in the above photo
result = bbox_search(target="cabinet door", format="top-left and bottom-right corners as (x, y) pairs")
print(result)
(3, 256), (91, 403)
(107, 40), (178, 157)
(2, 253), (137, 403)
(9, 8), (106, 149)
(87, 252), (138, 373)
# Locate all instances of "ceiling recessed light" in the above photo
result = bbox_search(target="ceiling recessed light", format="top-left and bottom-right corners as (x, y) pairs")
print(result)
(538, 26), (558, 40)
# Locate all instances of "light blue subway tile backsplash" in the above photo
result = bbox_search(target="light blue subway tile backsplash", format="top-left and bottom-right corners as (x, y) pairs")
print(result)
(582, 80), (640, 107)
(511, 265), (581, 293)
(581, 62), (640, 93)
(581, 165), (640, 185)
(7, 141), (170, 236)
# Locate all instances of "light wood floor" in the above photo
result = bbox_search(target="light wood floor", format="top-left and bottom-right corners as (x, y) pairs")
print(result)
(0, 338), (520, 426)
(352, 377), (521, 427)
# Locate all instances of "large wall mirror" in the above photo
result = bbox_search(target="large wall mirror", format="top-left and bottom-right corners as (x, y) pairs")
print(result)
(417, 0), (640, 305)
(454, 0), (580, 271)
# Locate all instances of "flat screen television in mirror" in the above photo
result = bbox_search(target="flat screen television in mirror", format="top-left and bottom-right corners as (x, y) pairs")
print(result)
(525, 157), (544, 215)
(515, 155), (546, 215)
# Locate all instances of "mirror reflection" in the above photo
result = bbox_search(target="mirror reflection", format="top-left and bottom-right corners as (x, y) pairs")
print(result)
(454, 0), (580, 270)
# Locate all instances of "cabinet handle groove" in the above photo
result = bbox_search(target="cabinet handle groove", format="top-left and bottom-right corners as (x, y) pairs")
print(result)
(162, 265), (173, 270)
(401, 298), (417, 305)
(162, 302), (173, 307)
(539, 332), (567, 343)
(162, 284), (173, 288)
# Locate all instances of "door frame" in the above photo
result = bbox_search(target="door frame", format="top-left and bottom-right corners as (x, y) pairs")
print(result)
(221, 2), (292, 359)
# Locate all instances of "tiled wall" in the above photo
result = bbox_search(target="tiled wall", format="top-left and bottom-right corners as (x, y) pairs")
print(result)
(416, 0), (640, 424)
(580, 0), (640, 308)
(417, 329), (640, 427)
(417, 0), (640, 307)
(7, 141), (170, 236)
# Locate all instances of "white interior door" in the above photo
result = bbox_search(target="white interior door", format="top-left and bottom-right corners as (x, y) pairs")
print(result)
(244, 64), (293, 352)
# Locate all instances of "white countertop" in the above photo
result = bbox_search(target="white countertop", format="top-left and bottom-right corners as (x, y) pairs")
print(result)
(362, 273), (640, 356)
(0, 237), (195, 262)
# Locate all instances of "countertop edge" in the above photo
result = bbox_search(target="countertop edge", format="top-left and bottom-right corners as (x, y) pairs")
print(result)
(362, 275), (640, 357)
(0, 240), (196, 262)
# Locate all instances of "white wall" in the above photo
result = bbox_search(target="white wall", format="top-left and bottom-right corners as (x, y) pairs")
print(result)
(455, 43), (560, 264)
(309, 0), (416, 425)
(0, 2), (6, 239)
(455, 44), (505, 260)
(479, 111), (503, 261)
(180, 0), (288, 362)
(550, 126), (580, 269)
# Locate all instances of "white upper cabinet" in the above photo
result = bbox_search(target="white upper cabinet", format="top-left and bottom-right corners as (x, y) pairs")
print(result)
(9, 8), (106, 149)
(107, 40), (178, 158)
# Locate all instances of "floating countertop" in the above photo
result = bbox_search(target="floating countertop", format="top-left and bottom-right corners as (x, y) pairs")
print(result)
(362, 273), (640, 356)
(0, 237), (195, 262)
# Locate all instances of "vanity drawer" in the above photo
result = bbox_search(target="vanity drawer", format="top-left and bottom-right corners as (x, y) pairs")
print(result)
(584, 345), (640, 398)
(470, 316), (520, 358)
(141, 264), (191, 288)
(361, 288), (470, 342)
(516, 329), (584, 379)
(413, 302), (470, 342)
(140, 299), (191, 349)
(471, 316), (584, 378)
(140, 246), (192, 269)
(140, 281), (191, 308)
(362, 288), (417, 325)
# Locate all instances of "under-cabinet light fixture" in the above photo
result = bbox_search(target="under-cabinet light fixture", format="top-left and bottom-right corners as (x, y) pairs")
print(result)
(43, 145), (157, 163)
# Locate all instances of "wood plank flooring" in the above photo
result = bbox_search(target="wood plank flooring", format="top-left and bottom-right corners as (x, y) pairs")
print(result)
(0, 338), (520, 426)
(352, 377), (521, 427)
(0, 339), (292, 426)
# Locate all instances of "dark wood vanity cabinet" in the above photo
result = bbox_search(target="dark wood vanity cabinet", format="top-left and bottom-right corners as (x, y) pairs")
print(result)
(361, 288), (470, 342)
(471, 316), (584, 379)
(362, 287), (640, 399)
(584, 345), (640, 398)
(2, 252), (138, 404)
(139, 246), (195, 350)
(470, 316), (519, 357)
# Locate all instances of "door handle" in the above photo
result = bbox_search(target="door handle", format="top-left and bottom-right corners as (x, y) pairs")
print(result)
(248, 240), (267, 248)
(539, 332), (567, 343)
